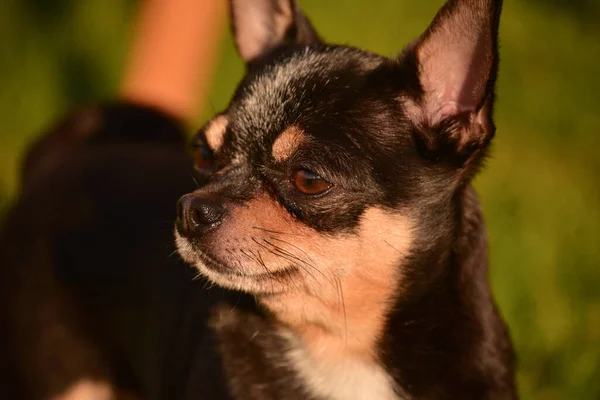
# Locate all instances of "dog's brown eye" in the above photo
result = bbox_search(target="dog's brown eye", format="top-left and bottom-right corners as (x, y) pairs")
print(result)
(193, 144), (215, 173)
(292, 169), (331, 195)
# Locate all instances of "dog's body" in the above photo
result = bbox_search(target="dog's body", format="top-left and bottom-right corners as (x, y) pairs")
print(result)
(0, 1), (516, 399)
(175, 0), (517, 399)
(0, 104), (203, 400)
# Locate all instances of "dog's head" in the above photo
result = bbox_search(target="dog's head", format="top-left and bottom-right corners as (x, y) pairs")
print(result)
(176, 0), (501, 329)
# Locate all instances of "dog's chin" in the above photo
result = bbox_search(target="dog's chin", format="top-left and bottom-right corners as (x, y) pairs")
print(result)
(174, 231), (297, 295)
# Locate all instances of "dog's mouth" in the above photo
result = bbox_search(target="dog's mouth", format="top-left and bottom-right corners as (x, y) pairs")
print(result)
(175, 231), (300, 294)
(198, 248), (298, 281)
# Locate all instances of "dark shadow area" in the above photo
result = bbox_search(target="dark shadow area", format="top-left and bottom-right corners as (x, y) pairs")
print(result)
(21, 0), (71, 27)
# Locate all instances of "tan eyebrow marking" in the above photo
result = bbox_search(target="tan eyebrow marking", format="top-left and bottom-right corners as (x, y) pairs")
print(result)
(204, 115), (228, 151)
(272, 126), (305, 162)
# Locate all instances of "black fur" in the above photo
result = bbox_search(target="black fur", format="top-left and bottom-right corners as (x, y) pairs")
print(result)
(177, 0), (517, 399)
(0, 1), (517, 399)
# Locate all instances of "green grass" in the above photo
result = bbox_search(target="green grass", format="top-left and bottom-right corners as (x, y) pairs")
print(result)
(1, 0), (599, 398)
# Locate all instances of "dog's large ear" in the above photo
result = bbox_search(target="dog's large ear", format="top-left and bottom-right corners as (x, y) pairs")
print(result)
(408, 0), (502, 155)
(229, 0), (320, 64)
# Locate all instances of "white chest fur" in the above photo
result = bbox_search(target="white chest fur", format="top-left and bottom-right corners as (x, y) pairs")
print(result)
(281, 330), (405, 400)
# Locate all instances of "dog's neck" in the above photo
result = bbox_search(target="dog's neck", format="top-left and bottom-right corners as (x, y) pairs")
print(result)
(258, 186), (503, 396)
(259, 273), (395, 362)
(255, 209), (414, 399)
(378, 186), (514, 397)
(259, 278), (404, 400)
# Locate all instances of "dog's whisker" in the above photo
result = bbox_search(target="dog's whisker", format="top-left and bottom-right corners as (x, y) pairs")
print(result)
(254, 249), (291, 291)
(261, 239), (323, 286)
(249, 237), (313, 291)
(255, 250), (278, 294)
(251, 226), (305, 236)
(263, 238), (337, 290)
(261, 239), (315, 271)
(335, 274), (348, 345)
(241, 248), (276, 293)
(240, 247), (291, 292)
(267, 237), (318, 268)
(383, 240), (404, 255)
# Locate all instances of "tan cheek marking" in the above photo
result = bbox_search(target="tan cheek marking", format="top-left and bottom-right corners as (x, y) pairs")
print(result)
(204, 115), (228, 151)
(272, 126), (305, 162)
(341, 209), (412, 344)
(281, 208), (413, 359)
(210, 195), (413, 359)
(232, 202), (413, 357)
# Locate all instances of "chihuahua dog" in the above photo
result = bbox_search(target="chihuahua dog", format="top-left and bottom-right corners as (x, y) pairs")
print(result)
(175, 0), (517, 399)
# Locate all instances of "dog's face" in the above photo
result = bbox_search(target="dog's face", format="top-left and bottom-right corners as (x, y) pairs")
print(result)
(176, 0), (501, 317)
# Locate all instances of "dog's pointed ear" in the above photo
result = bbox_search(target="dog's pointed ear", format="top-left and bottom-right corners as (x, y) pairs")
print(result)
(229, 0), (320, 64)
(408, 0), (502, 153)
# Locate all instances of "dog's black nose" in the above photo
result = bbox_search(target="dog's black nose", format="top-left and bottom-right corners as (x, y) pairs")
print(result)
(176, 193), (225, 236)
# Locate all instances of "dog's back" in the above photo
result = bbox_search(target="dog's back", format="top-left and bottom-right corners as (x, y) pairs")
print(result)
(0, 103), (208, 400)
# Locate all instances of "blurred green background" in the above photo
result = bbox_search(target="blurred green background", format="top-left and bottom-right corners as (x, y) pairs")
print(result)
(1, 0), (599, 398)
